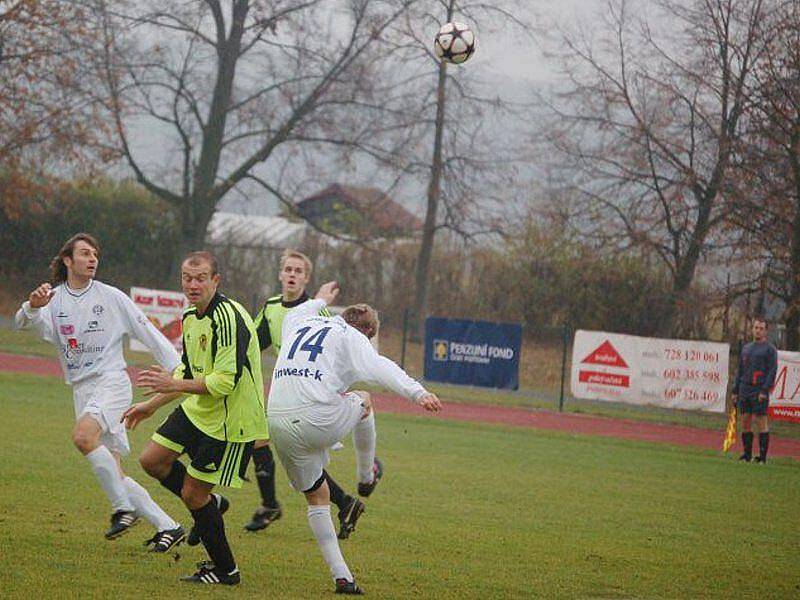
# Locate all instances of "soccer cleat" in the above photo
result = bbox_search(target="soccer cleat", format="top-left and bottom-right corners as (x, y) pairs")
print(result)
(187, 494), (229, 546)
(754, 456), (767, 465)
(335, 578), (364, 595)
(357, 458), (383, 497)
(105, 510), (139, 540)
(337, 497), (365, 540)
(144, 525), (186, 553)
(244, 504), (283, 532)
(739, 453), (752, 463)
(181, 563), (240, 585)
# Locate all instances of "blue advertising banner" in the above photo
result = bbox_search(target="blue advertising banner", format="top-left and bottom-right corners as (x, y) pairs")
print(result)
(424, 317), (522, 390)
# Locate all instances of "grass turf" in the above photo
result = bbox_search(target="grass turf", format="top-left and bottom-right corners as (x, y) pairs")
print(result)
(0, 372), (798, 599)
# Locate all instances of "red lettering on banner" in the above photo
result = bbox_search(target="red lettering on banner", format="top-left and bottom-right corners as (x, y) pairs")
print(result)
(157, 296), (184, 308)
(579, 370), (630, 388)
(581, 340), (628, 368)
(135, 295), (154, 305)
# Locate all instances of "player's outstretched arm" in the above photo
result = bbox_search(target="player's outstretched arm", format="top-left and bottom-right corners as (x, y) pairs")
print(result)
(14, 283), (56, 342)
(122, 391), (181, 429)
(417, 392), (442, 413)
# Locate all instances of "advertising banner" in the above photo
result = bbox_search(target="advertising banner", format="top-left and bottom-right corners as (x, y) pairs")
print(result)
(571, 330), (729, 412)
(770, 351), (800, 423)
(129, 287), (187, 352)
(424, 317), (521, 390)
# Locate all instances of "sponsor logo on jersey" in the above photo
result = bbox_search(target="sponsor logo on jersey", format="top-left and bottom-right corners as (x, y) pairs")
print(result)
(273, 366), (324, 381)
(56, 312), (69, 319)
(199, 333), (208, 351)
(60, 324), (75, 335)
(84, 320), (104, 334)
(63, 340), (105, 360)
(92, 304), (104, 316)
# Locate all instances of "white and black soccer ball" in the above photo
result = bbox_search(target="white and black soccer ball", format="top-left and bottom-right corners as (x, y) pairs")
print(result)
(434, 21), (476, 65)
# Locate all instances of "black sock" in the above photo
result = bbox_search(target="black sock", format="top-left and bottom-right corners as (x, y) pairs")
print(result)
(252, 445), (278, 509)
(160, 461), (187, 498)
(758, 432), (769, 460)
(191, 499), (236, 574)
(324, 470), (351, 512)
(742, 432), (754, 458)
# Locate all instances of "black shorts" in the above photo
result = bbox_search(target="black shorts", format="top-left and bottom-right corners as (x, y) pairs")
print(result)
(153, 405), (253, 488)
(738, 394), (769, 416)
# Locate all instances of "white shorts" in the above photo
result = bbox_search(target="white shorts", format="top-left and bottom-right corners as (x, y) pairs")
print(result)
(72, 370), (133, 456)
(268, 393), (368, 492)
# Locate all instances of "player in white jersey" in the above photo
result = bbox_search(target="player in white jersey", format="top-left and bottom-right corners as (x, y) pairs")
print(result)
(13, 233), (186, 550)
(268, 282), (442, 595)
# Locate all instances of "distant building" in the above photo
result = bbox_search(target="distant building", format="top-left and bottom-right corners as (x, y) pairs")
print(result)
(295, 183), (422, 240)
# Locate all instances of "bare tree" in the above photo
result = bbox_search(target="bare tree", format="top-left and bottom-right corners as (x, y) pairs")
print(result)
(80, 0), (423, 264)
(542, 0), (769, 335)
(732, 0), (800, 348)
(385, 0), (530, 338)
(0, 1), (106, 211)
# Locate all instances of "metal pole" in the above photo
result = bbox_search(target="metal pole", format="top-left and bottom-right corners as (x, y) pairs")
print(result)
(400, 308), (409, 369)
(558, 322), (569, 412)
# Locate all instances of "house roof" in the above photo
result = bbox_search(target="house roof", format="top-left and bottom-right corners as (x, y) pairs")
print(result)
(297, 184), (423, 235)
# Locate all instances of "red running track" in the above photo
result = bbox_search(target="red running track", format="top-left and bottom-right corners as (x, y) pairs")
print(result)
(2, 352), (799, 460)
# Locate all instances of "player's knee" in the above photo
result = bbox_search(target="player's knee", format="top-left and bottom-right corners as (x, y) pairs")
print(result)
(72, 429), (98, 454)
(359, 392), (372, 418)
(139, 450), (167, 479)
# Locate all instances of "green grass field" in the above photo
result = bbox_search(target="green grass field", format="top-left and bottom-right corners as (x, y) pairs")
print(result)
(1, 372), (799, 599)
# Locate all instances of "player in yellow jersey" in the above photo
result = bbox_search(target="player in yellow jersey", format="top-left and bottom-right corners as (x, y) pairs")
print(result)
(123, 251), (267, 585)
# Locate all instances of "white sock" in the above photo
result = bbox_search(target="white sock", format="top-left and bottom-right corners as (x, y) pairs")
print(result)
(353, 412), (377, 484)
(123, 476), (180, 531)
(86, 446), (134, 513)
(307, 505), (353, 582)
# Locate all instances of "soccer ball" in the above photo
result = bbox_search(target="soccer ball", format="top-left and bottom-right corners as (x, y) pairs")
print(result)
(434, 22), (476, 65)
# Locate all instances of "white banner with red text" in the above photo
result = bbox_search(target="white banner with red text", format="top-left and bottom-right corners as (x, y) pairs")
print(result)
(771, 351), (800, 423)
(129, 287), (187, 353)
(571, 330), (729, 412)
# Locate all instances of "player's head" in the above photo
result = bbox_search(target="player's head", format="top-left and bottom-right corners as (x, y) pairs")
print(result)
(181, 250), (220, 310)
(752, 316), (768, 342)
(50, 233), (100, 284)
(342, 303), (380, 339)
(279, 249), (312, 299)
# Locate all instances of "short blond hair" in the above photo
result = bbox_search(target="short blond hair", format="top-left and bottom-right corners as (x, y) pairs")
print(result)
(280, 249), (313, 276)
(342, 303), (380, 339)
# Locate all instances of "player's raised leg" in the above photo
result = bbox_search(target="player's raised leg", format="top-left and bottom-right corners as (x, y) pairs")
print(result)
(351, 393), (383, 497)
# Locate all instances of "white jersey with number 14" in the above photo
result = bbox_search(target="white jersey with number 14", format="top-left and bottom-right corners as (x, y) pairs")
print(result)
(267, 299), (426, 413)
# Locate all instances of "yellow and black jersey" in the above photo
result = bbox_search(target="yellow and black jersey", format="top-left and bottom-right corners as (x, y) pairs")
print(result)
(253, 292), (331, 356)
(174, 292), (268, 442)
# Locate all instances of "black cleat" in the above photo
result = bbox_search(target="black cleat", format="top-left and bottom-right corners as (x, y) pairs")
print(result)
(181, 563), (240, 585)
(244, 504), (282, 532)
(337, 497), (365, 540)
(754, 456), (767, 464)
(187, 494), (229, 546)
(335, 578), (364, 595)
(357, 458), (383, 497)
(105, 510), (139, 540)
(144, 525), (186, 553)
(739, 453), (752, 463)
